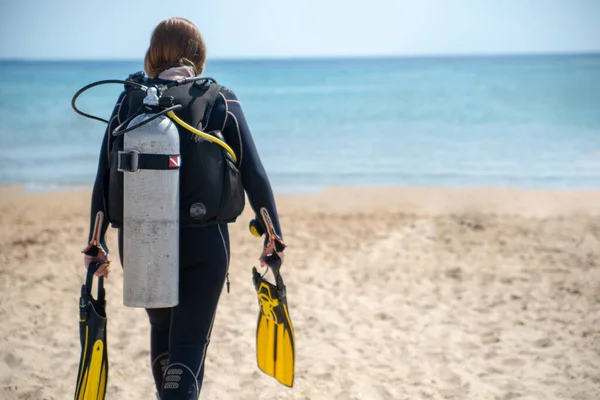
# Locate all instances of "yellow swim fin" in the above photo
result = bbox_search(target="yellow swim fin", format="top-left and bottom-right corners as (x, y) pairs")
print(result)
(252, 253), (295, 387)
(74, 262), (108, 400)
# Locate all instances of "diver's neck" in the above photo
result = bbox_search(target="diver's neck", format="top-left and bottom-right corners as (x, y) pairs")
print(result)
(157, 66), (196, 81)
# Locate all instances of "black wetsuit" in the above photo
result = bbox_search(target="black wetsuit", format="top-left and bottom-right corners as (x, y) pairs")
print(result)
(85, 80), (284, 399)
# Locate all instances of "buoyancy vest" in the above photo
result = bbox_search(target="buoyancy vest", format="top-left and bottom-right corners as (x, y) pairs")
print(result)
(106, 72), (246, 228)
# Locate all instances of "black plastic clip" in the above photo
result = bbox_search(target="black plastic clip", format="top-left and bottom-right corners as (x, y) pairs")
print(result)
(117, 150), (140, 173)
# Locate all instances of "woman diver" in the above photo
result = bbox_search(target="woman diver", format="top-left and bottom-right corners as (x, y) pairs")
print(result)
(80, 17), (287, 399)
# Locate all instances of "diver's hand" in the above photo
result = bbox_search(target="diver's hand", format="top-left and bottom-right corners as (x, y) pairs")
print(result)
(84, 253), (111, 278)
(259, 242), (284, 268)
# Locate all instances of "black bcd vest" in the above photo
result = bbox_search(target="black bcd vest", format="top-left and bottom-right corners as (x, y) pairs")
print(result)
(106, 73), (246, 228)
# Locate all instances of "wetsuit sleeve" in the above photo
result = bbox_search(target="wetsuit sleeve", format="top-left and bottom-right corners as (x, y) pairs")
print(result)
(82, 91), (129, 256)
(217, 87), (285, 243)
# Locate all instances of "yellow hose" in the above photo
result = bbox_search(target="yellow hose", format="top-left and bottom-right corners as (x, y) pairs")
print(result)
(166, 110), (238, 163)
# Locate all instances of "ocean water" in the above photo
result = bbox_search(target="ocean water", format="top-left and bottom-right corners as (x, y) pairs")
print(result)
(0, 54), (599, 193)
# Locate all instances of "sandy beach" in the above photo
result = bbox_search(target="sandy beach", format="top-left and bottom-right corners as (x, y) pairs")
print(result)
(1, 185), (599, 400)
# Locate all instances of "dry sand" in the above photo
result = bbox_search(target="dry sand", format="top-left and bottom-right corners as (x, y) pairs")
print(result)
(1, 185), (599, 400)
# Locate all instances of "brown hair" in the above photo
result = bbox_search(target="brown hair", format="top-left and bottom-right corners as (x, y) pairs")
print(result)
(144, 17), (207, 78)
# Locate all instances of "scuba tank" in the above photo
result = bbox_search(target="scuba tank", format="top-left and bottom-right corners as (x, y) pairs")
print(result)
(72, 74), (241, 309)
(118, 87), (181, 308)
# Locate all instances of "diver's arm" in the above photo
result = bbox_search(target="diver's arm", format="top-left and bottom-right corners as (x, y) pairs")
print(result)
(82, 91), (128, 257)
(218, 88), (285, 246)
(82, 130), (110, 256)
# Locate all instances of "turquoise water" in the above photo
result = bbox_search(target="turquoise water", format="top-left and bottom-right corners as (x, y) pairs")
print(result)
(0, 55), (599, 193)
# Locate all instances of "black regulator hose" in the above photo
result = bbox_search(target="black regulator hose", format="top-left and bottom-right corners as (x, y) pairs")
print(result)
(71, 76), (217, 124)
(71, 76), (227, 142)
(71, 79), (147, 124)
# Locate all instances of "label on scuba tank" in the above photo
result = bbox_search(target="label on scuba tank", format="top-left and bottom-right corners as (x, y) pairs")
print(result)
(168, 156), (181, 168)
(189, 202), (207, 219)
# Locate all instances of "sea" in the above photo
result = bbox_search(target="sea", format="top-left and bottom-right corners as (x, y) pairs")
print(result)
(0, 54), (599, 193)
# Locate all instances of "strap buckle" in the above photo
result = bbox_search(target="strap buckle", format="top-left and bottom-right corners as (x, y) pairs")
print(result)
(117, 150), (140, 173)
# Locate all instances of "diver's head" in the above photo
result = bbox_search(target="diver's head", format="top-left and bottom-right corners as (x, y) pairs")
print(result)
(144, 17), (207, 79)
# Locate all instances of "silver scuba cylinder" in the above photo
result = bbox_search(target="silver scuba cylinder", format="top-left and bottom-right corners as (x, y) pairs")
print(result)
(121, 87), (180, 308)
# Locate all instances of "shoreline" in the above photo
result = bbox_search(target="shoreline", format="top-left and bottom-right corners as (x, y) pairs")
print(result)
(2, 184), (600, 217)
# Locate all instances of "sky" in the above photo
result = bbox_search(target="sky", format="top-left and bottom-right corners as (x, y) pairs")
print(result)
(1, 0), (599, 60)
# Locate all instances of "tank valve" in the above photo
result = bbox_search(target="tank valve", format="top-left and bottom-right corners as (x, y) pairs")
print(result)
(143, 87), (160, 107)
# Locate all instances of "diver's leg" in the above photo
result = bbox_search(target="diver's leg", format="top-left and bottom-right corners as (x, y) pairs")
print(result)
(146, 307), (171, 395)
(160, 225), (229, 400)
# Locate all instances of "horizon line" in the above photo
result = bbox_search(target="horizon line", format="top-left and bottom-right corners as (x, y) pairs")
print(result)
(1, 49), (599, 63)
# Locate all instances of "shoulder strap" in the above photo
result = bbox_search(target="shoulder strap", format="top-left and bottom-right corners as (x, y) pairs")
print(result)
(199, 82), (223, 130)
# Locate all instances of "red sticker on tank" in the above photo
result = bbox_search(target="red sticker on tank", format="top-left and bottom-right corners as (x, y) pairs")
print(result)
(169, 156), (180, 168)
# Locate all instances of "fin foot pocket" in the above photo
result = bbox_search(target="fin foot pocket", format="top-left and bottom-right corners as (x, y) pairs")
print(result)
(253, 260), (295, 387)
(74, 262), (108, 400)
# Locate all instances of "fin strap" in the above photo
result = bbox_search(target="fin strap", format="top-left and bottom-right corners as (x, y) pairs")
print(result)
(260, 207), (287, 253)
(81, 212), (108, 256)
